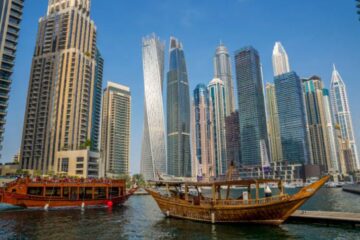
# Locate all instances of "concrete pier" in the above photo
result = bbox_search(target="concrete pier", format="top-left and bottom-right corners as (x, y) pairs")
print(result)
(342, 184), (360, 195)
(289, 210), (360, 227)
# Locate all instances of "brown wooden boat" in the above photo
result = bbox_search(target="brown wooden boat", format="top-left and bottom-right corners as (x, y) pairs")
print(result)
(146, 175), (329, 225)
(0, 177), (136, 209)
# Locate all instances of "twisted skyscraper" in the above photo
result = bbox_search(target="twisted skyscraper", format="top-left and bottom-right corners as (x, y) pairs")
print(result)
(167, 37), (191, 177)
(330, 65), (359, 170)
(140, 34), (167, 180)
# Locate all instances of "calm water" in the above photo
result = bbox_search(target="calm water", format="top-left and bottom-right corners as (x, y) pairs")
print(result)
(0, 188), (359, 240)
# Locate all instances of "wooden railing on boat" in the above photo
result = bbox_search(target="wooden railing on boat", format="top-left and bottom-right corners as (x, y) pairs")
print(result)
(152, 191), (291, 207)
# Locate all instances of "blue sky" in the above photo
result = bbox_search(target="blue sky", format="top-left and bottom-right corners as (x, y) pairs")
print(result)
(2, 0), (360, 175)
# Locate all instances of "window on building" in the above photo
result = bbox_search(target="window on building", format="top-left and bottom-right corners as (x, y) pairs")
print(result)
(61, 158), (69, 172)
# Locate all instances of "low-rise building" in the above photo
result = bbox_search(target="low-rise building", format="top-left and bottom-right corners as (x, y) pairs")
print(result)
(0, 162), (19, 176)
(55, 149), (99, 178)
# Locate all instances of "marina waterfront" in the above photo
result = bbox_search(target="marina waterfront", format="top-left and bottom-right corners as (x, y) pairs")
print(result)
(0, 188), (359, 239)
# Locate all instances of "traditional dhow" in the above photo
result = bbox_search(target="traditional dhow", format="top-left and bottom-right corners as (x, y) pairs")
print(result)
(146, 176), (329, 225)
(0, 177), (135, 209)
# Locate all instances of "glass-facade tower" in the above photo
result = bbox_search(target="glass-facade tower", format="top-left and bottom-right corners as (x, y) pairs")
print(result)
(275, 71), (310, 164)
(91, 48), (103, 151)
(167, 37), (191, 177)
(234, 46), (268, 166)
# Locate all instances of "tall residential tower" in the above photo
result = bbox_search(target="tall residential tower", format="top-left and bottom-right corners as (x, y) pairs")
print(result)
(0, 0), (24, 155)
(214, 43), (235, 116)
(272, 42), (290, 77)
(167, 37), (191, 177)
(191, 84), (214, 178)
(20, 0), (100, 177)
(330, 65), (359, 170)
(100, 82), (131, 178)
(140, 34), (167, 180)
(266, 83), (283, 162)
(208, 78), (227, 176)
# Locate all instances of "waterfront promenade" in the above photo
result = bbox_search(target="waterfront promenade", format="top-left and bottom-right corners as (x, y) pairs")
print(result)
(290, 210), (360, 226)
(343, 184), (360, 194)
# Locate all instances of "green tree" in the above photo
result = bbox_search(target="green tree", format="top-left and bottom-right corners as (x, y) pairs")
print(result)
(132, 174), (146, 187)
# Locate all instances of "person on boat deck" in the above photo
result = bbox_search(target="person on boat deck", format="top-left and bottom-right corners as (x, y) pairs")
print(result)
(265, 185), (272, 198)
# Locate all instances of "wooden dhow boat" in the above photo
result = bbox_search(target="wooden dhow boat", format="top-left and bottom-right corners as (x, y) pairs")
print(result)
(146, 175), (329, 225)
(0, 177), (136, 209)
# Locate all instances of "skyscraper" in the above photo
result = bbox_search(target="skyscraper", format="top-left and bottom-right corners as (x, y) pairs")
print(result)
(265, 83), (283, 162)
(214, 43), (235, 116)
(140, 34), (166, 180)
(323, 88), (340, 172)
(235, 46), (268, 166)
(91, 49), (104, 151)
(167, 37), (191, 177)
(272, 42), (290, 77)
(275, 71), (310, 165)
(303, 76), (331, 171)
(330, 65), (359, 169)
(191, 84), (214, 178)
(208, 78), (227, 176)
(100, 82), (131, 178)
(0, 0), (24, 155)
(225, 110), (240, 168)
(20, 0), (100, 177)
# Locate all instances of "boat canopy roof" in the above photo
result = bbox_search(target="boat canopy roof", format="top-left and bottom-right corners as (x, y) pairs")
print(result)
(149, 179), (282, 187)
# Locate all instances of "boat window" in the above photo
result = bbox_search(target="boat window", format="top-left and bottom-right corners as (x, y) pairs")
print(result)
(79, 187), (93, 200)
(109, 187), (119, 197)
(63, 187), (70, 198)
(70, 187), (78, 200)
(94, 187), (106, 199)
(27, 187), (43, 196)
(45, 187), (61, 197)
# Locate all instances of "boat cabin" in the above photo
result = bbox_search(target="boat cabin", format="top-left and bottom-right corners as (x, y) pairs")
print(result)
(3, 177), (126, 201)
(151, 179), (286, 206)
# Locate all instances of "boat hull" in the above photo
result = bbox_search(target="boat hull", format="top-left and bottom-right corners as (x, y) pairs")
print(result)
(147, 176), (329, 225)
(0, 191), (131, 209)
(0, 178), (136, 209)
(148, 190), (309, 225)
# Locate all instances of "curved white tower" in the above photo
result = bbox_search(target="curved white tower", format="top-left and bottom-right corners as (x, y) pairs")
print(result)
(272, 42), (290, 77)
(330, 65), (359, 170)
(214, 43), (235, 116)
(140, 34), (167, 180)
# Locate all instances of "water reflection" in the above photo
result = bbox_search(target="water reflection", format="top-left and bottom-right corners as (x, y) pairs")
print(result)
(0, 189), (359, 240)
